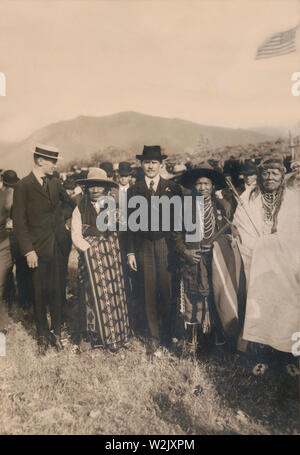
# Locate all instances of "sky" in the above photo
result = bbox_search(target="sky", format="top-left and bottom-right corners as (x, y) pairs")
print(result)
(0, 0), (300, 142)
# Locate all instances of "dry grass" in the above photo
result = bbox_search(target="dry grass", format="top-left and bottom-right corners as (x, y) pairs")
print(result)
(0, 250), (299, 435)
(0, 306), (299, 435)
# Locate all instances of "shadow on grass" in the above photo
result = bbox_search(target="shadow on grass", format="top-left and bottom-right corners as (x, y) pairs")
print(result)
(197, 343), (299, 435)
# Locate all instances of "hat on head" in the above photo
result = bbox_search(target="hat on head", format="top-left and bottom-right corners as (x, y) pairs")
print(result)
(99, 162), (114, 178)
(34, 144), (63, 160)
(76, 167), (118, 188)
(136, 145), (167, 161)
(258, 156), (286, 173)
(173, 163), (187, 174)
(178, 164), (226, 190)
(2, 170), (19, 187)
(63, 179), (76, 191)
(242, 160), (257, 176)
(118, 162), (132, 176)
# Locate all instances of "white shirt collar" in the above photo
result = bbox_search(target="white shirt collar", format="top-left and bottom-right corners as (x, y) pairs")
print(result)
(145, 174), (160, 192)
(32, 167), (46, 186)
(119, 183), (129, 191)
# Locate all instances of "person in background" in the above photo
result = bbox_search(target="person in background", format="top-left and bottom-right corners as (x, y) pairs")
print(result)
(241, 160), (257, 193)
(3, 170), (33, 311)
(118, 162), (132, 192)
(99, 161), (114, 179)
(0, 170), (18, 333)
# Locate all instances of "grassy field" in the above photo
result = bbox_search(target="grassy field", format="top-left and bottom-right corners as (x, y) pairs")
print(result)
(0, 300), (299, 435)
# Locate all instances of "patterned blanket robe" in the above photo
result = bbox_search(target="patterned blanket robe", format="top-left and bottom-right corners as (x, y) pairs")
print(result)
(78, 232), (130, 350)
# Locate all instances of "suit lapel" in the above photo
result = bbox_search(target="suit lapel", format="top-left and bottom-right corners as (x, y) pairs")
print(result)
(156, 177), (167, 195)
(47, 177), (56, 205)
(29, 172), (49, 200)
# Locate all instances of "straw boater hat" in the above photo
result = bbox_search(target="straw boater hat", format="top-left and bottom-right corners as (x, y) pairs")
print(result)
(76, 167), (118, 188)
(178, 164), (227, 191)
(136, 145), (167, 161)
(34, 144), (63, 160)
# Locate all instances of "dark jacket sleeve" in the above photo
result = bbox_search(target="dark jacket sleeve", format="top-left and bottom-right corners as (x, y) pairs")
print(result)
(13, 181), (34, 256)
(126, 185), (136, 255)
(58, 180), (76, 220)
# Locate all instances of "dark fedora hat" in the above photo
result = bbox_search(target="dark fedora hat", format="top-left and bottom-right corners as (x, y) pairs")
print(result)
(2, 170), (19, 187)
(34, 144), (63, 160)
(178, 164), (226, 190)
(118, 162), (132, 176)
(241, 160), (257, 176)
(99, 162), (114, 178)
(136, 145), (167, 161)
(63, 178), (76, 191)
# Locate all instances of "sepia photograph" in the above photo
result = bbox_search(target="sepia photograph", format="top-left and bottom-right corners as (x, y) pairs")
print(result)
(0, 0), (299, 438)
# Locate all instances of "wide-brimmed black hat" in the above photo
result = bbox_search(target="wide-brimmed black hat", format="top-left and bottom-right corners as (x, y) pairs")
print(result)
(118, 162), (132, 176)
(2, 170), (19, 187)
(241, 160), (257, 176)
(136, 145), (167, 161)
(76, 168), (118, 188)
(34, 144), (63, 160)
(178, 164), (227, 190)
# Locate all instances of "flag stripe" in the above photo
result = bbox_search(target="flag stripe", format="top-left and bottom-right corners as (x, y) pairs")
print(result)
(256, 25), (298, 59)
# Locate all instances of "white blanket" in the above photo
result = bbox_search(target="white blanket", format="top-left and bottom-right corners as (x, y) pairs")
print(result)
(234, 187), (300, 352)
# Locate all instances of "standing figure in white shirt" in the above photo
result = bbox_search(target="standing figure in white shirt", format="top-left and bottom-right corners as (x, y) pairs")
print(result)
(71, 168), (130, 352)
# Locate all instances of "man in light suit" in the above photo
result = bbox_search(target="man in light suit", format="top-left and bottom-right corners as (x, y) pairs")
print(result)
(127, 145), (182, 356)
(13, 144), (75, 354)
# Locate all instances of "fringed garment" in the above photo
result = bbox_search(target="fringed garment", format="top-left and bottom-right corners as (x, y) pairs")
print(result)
(78, 195), (130, 350)
(179, 194), (220, 334)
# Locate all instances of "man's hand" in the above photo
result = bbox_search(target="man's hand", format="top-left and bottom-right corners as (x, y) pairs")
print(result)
(26, 251), (38, 268)
(183, 249), (202, 264)
(127, 253), (137, 272)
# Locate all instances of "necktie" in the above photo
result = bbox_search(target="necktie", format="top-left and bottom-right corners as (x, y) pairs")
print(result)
(149, 180), (155, 196)
(41, 176), (47, 189)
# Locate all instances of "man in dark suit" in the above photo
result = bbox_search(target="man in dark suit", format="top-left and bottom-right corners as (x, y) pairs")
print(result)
(127, 145), (182, 357)
(13, 144), (75, 354)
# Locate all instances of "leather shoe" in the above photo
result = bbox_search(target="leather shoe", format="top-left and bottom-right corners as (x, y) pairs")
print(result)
(146, 338), (160, 358)
(49, 332), (64, 352)
(37, 336), (49, 356)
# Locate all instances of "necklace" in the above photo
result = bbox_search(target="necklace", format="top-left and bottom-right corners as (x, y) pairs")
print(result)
(261, 191), (280, 223)
(203, 196), (215, 240)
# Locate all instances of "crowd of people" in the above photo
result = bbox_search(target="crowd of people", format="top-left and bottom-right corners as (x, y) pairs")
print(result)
(0, 142), (299, 377)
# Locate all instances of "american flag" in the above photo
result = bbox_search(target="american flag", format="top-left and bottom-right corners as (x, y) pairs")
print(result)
(256, 24), (299, 59)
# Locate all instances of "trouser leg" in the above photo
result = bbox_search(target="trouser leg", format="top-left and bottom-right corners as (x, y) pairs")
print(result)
(154, 238), (173, 342)
(0, 239), (12, 332)
(31, 261), (51, 338)
(138, 240), (159, 341)
(48, 243), (65, 336)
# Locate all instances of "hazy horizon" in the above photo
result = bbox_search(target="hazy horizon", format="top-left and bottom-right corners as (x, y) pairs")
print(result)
(0, 0), (300, 142)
